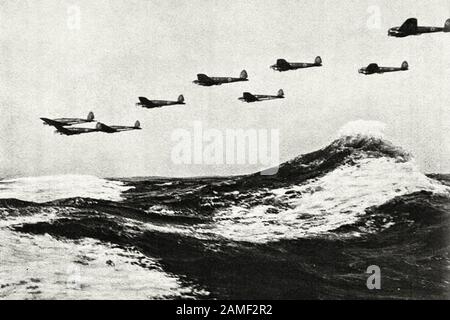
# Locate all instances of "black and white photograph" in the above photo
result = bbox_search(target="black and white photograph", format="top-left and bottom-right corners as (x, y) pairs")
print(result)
(0, 0), (449, 305)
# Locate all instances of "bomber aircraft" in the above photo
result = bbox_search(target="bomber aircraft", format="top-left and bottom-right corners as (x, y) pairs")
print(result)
(271, 56), (322, 72)
(52, 124), (99, 136)
(388, 18), (450, 37)
(96, 121), (141, 134)
(40, 112), (95, 127)
(193, 70), (248, 86)
(358, 61), (409, 75)
(238, 89), (285, 103)
(137, 95), (185, 109)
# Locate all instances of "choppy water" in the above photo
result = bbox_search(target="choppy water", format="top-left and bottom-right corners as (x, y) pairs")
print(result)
(1, 122), (449, 299)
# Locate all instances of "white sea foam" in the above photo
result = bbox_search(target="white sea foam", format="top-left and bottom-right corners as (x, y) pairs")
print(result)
(0, 175), (133, 203)
(206, 157), (449, 243)
(336, 119), (387, 140)
(0, 228), (206, 299)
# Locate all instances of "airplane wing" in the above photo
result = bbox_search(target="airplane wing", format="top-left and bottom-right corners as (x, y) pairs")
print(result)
(276, 59), (291, 69)
(196, 74), (216, 85)
(41, 118), (64, 127)
(53, 124), (73, 135)
(243, 92), (259, 102)
(96, 122), (117, 133)
(366, 63), (380, 74)
(399, 18), (418, 34)
(138, 97), (157, 108)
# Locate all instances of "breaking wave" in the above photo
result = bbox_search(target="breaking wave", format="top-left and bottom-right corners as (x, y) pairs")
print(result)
(209, 157), (448, 242)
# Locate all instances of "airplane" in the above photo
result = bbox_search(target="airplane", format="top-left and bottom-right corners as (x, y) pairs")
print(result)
(137, 95), (185, 109)
(238, 89), (285, 103)
(193, 70), (248, 86)
(96, 121), (141, 134)
(358, 61), (409, 75)
(40, 112), (95, 127)
(388, 18), (450, 37)
(271, 56), (322, 72)
(52, 123), (100, 136)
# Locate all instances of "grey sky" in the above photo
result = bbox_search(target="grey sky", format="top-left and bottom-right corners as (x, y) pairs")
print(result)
(1, 0), (449, 178)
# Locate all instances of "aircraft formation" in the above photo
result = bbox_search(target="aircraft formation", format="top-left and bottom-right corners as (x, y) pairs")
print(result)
(40, 17), (449, 136)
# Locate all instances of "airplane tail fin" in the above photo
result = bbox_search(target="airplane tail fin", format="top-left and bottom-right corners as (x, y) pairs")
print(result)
(401, 61), (409, 70)
(277, 89), (284, 97)
(178, 95), (185, 103)
(87, 112), (95, 121)
(315, 56), (322, 65)
(444, 19), (450, 32)
(134, 120), (141, 129)
(240, 70), (248, 79)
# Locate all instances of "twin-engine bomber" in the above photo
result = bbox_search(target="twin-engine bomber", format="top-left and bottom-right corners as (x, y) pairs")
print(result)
(193, 70), (248, 86)
(388, 18), (450, 37)
(95, 121), (142, 134)
(271, 56), (322, 72)
(40, 112), (95, 127)
(239, 89), (285, 103)
(137, 95), (185, 109)
(359, 61), (409, 75)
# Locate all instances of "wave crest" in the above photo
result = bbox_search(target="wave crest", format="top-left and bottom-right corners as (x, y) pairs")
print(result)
(209, 157), (450, 242)
(336, 120), (387, 140)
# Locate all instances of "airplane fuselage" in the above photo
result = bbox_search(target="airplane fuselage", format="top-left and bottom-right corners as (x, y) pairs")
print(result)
(54, 126), (99, 136)
(194, 77), (247, 86)
(108, 126), (139, 132)
(96, 122), (141, 133)
(142, 100), (184, 107)
(388, 26), (445, 37)
(358, 67), (406, 75)
(41, 118), (92, 127)
(239, 95), (283, 103)
(271, 62), (320, 72)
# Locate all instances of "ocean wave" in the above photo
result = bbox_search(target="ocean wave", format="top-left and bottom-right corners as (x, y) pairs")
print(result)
(0, 228), (206, 299)
(0, 175), (133, 203)
(197, 120), (449, 242)
(206, 156), (450, 243)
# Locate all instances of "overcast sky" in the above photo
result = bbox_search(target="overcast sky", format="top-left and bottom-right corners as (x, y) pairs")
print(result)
(1, 0), (449, 178)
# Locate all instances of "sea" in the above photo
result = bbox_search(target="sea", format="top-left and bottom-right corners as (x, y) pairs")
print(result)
(1, 121), (449, 299)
